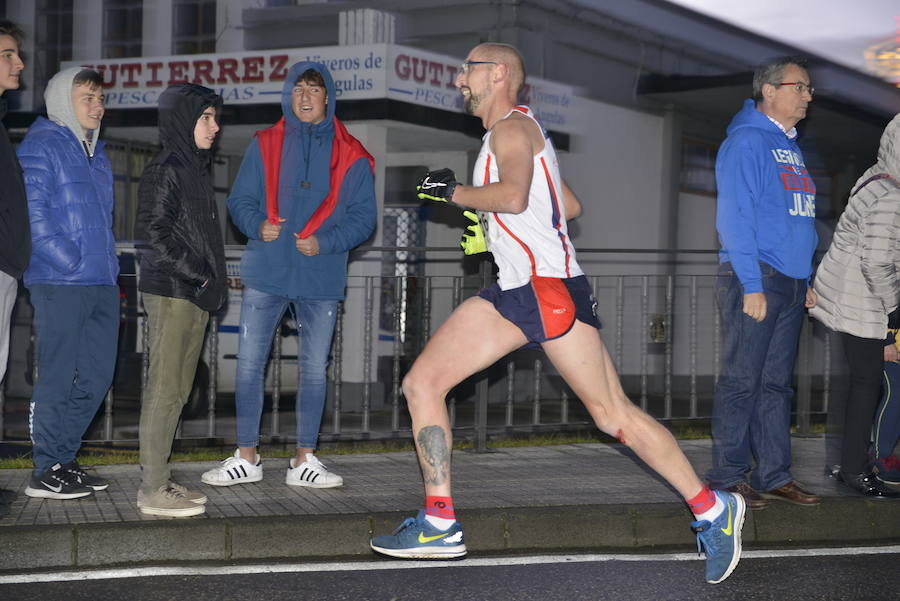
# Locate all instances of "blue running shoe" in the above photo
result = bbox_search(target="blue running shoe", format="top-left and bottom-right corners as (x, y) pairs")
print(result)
(691, 490), (746, 584)
(370, 510), (467, 559)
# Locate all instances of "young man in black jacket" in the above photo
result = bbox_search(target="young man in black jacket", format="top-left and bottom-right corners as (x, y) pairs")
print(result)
(134, 84), (226, 517)
(0, 21), (28, 396)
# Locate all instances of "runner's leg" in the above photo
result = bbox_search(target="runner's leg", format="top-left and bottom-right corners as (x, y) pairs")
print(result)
(542, 320), (703, 499)
(403, 296), (528, 498)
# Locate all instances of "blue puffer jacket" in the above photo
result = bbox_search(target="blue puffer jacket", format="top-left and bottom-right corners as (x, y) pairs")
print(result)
(18, 117), (119, 286)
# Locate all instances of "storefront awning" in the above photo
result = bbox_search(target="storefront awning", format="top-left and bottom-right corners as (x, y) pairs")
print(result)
(60, 43), (577, 152)
(637, 72), (891, 162)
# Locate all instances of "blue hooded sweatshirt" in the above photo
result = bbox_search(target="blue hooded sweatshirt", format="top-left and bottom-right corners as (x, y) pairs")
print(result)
(227, 61), (376, 300)
(715, 98), (817, 293)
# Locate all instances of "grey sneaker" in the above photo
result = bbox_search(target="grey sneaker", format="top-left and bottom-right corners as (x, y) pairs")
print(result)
(138, 485), (206, 517)
(168, 481), (207, 504)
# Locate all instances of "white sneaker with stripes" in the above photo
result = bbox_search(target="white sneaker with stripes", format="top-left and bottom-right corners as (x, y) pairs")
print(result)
(285, 454), (343, 488)
(201, 449), (263, 486)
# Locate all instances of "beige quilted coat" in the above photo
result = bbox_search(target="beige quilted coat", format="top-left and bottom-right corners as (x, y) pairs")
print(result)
(810, 113), (900, 339)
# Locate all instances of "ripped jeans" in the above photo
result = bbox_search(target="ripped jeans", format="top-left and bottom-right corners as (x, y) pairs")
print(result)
(234, 286), (338, 449)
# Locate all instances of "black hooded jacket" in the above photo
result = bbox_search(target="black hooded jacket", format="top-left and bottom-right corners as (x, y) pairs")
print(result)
(135, 84), (226, 312)
(0, 97), (31, 279)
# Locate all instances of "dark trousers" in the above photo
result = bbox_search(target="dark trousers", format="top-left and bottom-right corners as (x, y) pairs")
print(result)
(709, 262), (806, 491)
(873, 361), (900, 460)
(29, 284), (119, 475)
(839, 333), (884, 475)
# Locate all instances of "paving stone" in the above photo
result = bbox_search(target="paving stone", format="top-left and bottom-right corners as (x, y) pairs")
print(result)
(0, 525), (73, 570)
(76, 520), (227, 566)
(505, 505), (634, 551)
(632, 503), (696, 549)
(752, 498), (878, 545)
(229, 514), (372, 559)
(456, 507), (508, 552)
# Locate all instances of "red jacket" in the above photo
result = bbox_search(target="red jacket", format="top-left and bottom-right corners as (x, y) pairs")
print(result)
(256, 116), (374, 239)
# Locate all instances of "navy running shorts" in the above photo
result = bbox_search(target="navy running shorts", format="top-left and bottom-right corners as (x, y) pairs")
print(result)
(478, 274), (602, 344)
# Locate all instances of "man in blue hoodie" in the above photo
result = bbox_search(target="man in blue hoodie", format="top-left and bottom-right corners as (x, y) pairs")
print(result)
(203, 62), (375, 489)
(710, 57), (820, 508)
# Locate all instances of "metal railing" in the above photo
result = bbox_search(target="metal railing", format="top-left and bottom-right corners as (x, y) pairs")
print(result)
(0, 248), (836, 448)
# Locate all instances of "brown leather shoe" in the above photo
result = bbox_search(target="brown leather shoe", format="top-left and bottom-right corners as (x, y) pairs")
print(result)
(760, 481), (821, 505)
(725, 482), (769, 510)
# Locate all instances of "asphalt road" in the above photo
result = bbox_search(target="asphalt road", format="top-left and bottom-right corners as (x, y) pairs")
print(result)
(2, 548), (898, 601)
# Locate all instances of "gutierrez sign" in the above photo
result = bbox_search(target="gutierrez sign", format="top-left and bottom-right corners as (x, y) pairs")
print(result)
(63, 44), (578, 133)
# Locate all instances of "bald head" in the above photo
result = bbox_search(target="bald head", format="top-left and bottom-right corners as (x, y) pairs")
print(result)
(473, 43), (526, 100)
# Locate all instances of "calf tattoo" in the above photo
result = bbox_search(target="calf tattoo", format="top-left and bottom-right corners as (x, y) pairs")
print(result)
(417, 425), (450, 485)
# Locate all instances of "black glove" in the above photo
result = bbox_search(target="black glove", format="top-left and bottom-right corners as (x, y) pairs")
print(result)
(416, 168), (460, 205)
(889, 307), (900, 330)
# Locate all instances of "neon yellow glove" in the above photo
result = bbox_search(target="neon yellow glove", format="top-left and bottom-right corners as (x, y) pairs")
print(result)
(460, 210), (487, 255)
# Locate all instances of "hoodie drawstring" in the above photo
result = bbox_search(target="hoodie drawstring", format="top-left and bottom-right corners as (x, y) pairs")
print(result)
(301, 123), (313, 188)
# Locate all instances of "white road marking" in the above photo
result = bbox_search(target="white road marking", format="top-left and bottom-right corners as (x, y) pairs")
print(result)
(2, 545), (899, 585)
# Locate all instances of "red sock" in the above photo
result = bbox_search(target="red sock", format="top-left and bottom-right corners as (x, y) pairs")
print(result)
(425, 495), (455, 520)
(686, 486), (716, 515)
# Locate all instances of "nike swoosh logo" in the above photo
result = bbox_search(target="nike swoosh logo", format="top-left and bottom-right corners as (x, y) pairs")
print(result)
(418, 531), (451, 544)
(720, 503), (733, 536)
(46, 483), (63, 493)
(422, 179), (445, 189)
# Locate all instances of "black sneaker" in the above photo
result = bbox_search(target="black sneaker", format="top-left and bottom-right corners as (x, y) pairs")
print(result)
(837, 471), (900, 499)
(24, 463), (94, 500)
(62, 461), (109, 491)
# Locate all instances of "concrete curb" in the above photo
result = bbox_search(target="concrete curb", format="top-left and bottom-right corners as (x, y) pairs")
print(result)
(4, 498), (899, 572)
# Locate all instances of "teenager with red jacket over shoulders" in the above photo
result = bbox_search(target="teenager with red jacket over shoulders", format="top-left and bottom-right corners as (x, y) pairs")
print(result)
(203, 61), (375, 489)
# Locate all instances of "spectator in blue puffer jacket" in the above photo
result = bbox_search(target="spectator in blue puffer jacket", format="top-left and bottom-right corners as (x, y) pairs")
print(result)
(19, 67), (119, 501)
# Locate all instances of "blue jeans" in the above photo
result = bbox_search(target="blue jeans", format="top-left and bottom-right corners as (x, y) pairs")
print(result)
(235, 286), (338, 449)
(708, 262), (805, 491)
(29, 284), (119, 475)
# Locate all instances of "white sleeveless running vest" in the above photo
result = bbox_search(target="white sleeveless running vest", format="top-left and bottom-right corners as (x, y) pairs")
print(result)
(473, 105), (582, 290)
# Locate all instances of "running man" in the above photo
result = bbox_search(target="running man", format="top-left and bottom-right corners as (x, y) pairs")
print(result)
(370, 43), (745, 585)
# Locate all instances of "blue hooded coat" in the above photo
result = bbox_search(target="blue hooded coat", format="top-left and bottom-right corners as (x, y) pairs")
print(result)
(715, 99), (818, 293)
(18, 67), (118, 287)
(227, 61), (376, 300)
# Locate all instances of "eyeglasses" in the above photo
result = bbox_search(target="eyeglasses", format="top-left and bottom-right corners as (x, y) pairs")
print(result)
(460, 61), (497, 74)
(778, 81), (815, 96)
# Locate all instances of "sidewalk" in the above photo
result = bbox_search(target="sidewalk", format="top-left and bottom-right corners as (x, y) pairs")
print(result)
(1, 438), (898, 572)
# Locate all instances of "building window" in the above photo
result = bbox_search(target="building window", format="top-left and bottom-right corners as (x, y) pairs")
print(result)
(33, 0), (73, 108)
(681, 137), (719, 196)
(173, 0), (216, 55)
(103, 0), (143, 59)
